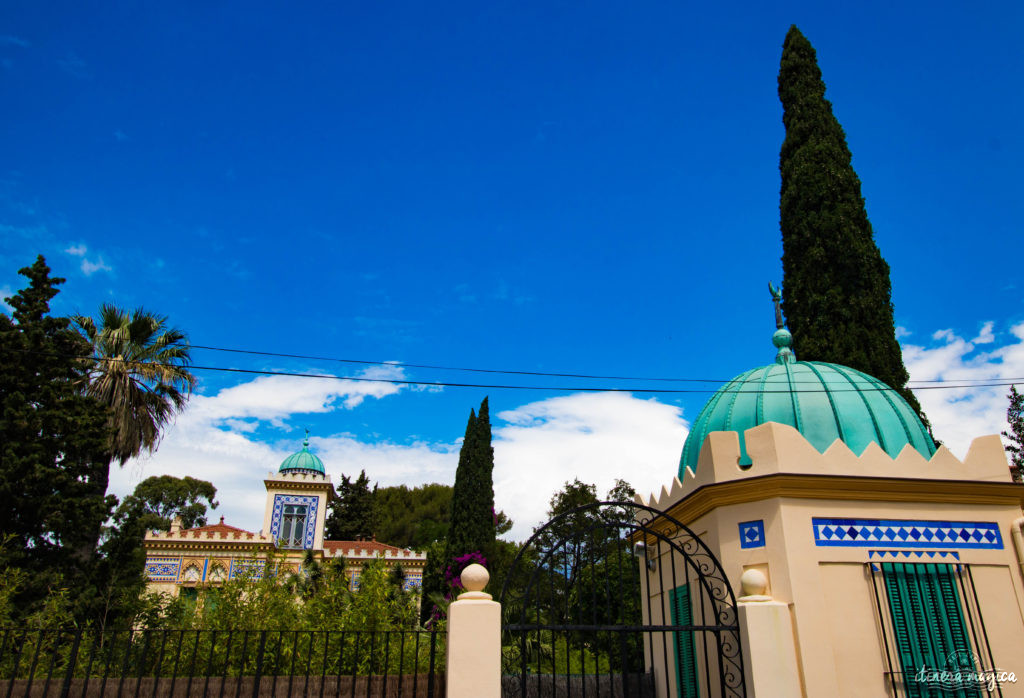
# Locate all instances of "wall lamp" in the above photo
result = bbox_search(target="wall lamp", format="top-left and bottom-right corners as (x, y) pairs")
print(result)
(634, 541), (657, 571)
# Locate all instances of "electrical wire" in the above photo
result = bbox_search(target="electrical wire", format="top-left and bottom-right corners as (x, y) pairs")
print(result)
(4, 347), (1019, 395)
(187, 343), (1020, 387)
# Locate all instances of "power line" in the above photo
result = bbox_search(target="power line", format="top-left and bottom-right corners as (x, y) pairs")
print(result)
(188, 344), (726, 383)
(188, 343), (1019, 387)
(5, 347), (1020, 395)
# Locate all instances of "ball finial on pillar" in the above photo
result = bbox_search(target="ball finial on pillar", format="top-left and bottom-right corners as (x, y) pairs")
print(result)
(739, 569), (771, 601)
(459, 563), (492, 600)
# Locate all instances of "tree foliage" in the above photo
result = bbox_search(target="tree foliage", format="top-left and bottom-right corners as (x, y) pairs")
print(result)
(73, 304), (196, 466)
(0, 256), (114, 621)
(116, 475), (219, 531)
(374, 483), (452, 549)
(325, 470), (377, 541)
(446, 397), (496, 561)
(92, 476), (218, 629)
(1003, 385), (1024, 483)
(163, 556), (418, 632)
(777, 25), (929, 430)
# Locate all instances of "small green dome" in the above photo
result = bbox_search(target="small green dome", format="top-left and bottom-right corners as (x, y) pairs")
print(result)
(280, 434), (325, 475)
(679, 334), (935, 477)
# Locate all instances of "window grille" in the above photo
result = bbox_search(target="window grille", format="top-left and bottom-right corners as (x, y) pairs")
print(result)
(868, 562), (999, 698)
(278, 504), (309, 548)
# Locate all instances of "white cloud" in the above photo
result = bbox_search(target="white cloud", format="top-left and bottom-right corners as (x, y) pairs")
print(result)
(81, 257), (112, 275)
(903, 321), (1024, 459)
(64, 244), (112, 275)
(112, 365), (421, 532)
(493, 393), (687, 540)
(112, 373), (689, 544)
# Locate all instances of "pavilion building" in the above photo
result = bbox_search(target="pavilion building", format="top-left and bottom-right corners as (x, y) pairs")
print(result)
(143, 436), (426, 598)
(637, 319), (1024, 697)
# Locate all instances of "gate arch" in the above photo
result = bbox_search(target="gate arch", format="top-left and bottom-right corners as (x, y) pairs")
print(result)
(499, 501), (745, 698)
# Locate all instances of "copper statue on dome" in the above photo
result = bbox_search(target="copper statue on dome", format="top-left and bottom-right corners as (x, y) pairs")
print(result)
(768, 281), (784, 330)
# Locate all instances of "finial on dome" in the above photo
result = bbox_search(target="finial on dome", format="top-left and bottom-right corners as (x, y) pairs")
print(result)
(769, 282), (784, 330)
(769, 282), (795, 364)
(303, 428), (310, 450)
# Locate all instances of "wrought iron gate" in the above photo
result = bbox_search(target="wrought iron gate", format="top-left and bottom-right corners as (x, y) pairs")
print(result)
(499, 501), (745, 698)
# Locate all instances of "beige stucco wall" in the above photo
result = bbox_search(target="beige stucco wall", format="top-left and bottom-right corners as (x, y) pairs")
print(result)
(638, 423), (1024, 697)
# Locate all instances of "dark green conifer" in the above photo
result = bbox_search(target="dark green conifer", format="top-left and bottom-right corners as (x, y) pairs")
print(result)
(0, 256), (113, 620)
(778, 25), (929, 429)
(325, 470), (377, 541)
(446, 397), (496, 561)
(1002, 385), (1024, 483)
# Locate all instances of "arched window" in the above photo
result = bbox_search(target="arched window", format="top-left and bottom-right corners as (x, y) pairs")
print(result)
(279, 504), (308, 548)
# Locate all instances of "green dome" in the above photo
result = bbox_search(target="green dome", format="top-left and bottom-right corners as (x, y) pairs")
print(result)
(679, 331), (935, 477)
(279, 435), (325, 475)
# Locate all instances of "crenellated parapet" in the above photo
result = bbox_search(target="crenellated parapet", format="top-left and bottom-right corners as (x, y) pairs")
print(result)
(323, 547), (427, 562)
(638, 423), (1020, 521)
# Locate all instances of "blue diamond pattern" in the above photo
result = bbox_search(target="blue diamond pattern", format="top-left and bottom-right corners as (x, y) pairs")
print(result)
(813, 518), (1002, 549)
(739, 520), (765, 549)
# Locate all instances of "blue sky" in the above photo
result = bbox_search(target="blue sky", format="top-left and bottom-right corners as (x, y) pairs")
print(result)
(2, 2), (1022, 540)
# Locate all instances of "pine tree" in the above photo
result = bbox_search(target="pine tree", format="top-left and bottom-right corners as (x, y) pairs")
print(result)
(0, 256), (114, 620)
(325, 470), (377, 540)
(1002, 385), (1024, 483)
(777, 25), (929, 429)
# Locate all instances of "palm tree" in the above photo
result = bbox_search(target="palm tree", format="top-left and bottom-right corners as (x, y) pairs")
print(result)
(74, 304), (196, 467)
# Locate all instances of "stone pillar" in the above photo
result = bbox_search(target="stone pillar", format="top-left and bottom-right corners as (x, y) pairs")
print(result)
(737, 569), (803, 698)
(446, 564), (501, 698)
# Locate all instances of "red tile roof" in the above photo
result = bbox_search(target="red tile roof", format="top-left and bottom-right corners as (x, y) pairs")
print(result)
(323, 540), (407, 555)
(178, 516), (258, 539)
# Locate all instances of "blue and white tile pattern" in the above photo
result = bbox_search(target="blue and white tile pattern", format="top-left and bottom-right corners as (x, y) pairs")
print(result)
(738, 520), (765, 549)
(812, 518), (1002, 549)
(269, 494), (319, 549)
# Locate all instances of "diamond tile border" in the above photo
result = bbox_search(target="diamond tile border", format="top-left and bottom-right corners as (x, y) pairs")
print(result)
(145, 557), (181, 581)
(269, 494), (319, 549)
(868, 549), (961, 572)
(812, 518), (1002, 549)
(738, 520), (765, 549)
(229, 559), (279, 580)
(867, 550), (960, 560)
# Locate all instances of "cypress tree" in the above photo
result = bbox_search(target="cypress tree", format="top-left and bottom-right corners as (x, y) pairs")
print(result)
(778, 25), (929, 428)
(445, 398), (496, 562)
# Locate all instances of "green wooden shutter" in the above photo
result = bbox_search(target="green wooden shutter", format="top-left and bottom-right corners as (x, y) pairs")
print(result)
(670, 584), (698, 698)
(880, 563), (981, 698)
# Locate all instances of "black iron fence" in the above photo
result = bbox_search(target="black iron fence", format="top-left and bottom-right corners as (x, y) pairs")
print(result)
(500, 501), (745, 698)
(0, 628), (445, 698)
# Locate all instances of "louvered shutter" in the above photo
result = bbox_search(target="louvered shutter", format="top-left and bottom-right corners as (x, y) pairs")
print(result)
(670, 584), (698, 698)
(881, 563), (981, 698)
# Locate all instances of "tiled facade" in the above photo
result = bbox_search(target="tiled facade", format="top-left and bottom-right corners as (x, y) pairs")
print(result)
(143, 458), (426, 597)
